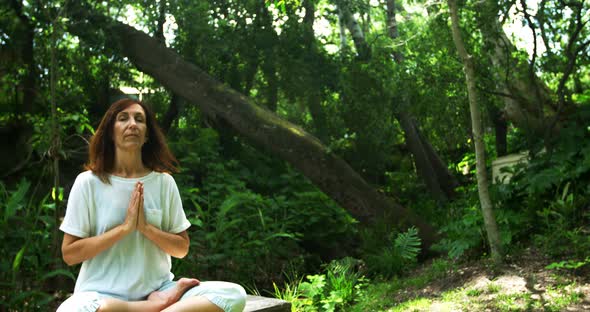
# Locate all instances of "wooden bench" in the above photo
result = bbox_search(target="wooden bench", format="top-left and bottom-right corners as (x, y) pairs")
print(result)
(244, 295), (291, 312)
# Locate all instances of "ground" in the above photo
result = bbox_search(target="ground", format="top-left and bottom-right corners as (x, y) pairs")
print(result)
(352, 248), (590, 311)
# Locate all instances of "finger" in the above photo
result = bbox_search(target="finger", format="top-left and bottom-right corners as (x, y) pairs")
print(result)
(133, 191), (141, 212)
(131, 184), (138, 200)
(136, 189), (142, 208)
(131, 188), (138, 207)
(138, 194), (144, 225)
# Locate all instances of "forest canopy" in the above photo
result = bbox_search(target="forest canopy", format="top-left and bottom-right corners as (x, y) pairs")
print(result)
(0, 0), (588, 310)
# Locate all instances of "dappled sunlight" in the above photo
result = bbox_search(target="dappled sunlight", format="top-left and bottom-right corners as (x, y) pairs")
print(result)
(2, 0), (588, 310)
(356, 251), (590, 312)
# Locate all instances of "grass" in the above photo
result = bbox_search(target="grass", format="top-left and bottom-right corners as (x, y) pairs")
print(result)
(350, 259), (455, 312)
(466, 288), (482, 296)
(348, 257), (586, 312)
(386, 298), (432, 312)
(487, 282), (501, 294)
(270, 254), (587, 311)
(354, 283), (583, 312)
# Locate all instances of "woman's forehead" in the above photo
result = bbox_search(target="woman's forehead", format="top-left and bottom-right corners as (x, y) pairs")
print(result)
(118, 103), (145, 115)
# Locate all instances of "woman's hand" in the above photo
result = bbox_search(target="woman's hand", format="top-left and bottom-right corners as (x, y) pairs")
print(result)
(122, 182), (142, 234)
(62, 181), (144, 265)
(133, 182), (190, 258)
(137, 182), (149, 233)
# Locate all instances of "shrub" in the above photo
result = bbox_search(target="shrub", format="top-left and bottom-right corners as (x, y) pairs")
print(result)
(169, 124), (358, 288)
(361, 226), (421, 277)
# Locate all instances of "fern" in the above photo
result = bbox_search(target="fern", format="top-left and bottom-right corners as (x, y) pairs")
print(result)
(362, 227), (422, 277)
(394, 227), (421, 261)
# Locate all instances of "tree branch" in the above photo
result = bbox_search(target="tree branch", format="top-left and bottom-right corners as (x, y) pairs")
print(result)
(557, 2), (584, 107)
(519, 0), (537, 75)
(476, 86), (521, 101)
(537, 0), (555, 59)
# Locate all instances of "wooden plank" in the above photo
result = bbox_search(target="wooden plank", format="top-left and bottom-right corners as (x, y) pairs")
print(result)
(244, 295), (291, 312)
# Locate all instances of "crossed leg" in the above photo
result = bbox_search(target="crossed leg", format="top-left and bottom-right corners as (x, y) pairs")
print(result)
(58, 278), (235, 312)
(162, 296), (224, 312)
(96, 278), (223, 312)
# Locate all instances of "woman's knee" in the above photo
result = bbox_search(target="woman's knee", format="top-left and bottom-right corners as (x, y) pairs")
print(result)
(182, 281), (246, 312)
(220, 282), (246, 312)
(57, 292), (102, 312)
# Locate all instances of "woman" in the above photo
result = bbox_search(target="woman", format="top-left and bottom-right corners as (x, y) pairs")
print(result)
(57, 99), (246, 312)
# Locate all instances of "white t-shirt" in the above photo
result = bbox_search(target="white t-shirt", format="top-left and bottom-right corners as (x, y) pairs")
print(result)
(60, 171), (191, 301)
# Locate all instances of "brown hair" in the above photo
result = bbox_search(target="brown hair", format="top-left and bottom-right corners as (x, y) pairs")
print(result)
(85, 98), (179, 183)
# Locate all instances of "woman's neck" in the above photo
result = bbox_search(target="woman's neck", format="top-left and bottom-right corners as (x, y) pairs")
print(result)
(112, 149), (149, 178)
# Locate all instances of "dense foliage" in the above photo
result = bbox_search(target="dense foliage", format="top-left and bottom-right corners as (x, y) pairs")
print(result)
(1, 0), (588, 310)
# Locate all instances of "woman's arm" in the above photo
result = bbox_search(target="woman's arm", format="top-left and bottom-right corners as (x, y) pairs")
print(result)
(140, 226), (190, 259)
(137, 193), (189, 258)
(61, 182), (142, 266)
(62, 225), (130, 266)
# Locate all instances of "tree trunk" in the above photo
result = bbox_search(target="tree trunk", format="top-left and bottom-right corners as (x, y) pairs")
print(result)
(243, 58), (259, 96)
(155, 0), (166, 44)
(257, 3), (279, 112)
(5, 0), (35, 179)
(387, 0), (458, 200)
(154, 0), (181, 133)
(161, 93), (180, 134)
(337, 5), (348, 53)
(306, 91), (328, 142)
(64, 3), (439, 249)
(337, 0), (370, 60)
(488, 104), (508, 156)
(10, 0), (35, 113)
(302, 0), (329, 142)
(386, 0), (403, 62)
(448, 0), (502, 264)
(398, 112), (446, 201)
(476, 1), (553, 136)
(418, 125), (458, 197)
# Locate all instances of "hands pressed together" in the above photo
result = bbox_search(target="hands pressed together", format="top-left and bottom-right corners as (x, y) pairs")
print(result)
(118, 181), (189, 258)
(122, 181), (149, 234)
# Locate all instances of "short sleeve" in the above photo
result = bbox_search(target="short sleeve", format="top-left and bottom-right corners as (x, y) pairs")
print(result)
(60, 173), (92, 238)
(164, 174), (191, 234)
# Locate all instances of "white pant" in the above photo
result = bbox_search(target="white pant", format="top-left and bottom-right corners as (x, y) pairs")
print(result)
(57, 281), (246, 312)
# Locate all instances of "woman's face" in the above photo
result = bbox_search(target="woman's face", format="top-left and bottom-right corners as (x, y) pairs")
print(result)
(112, 103), (148, 152)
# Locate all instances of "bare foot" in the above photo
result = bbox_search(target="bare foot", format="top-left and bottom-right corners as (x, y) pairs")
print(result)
(148, 278), (200, 307)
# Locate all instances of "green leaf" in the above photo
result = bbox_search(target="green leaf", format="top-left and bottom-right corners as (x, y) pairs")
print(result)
(394, 227), (421, 261)
(41, 269), (76, 281)
(263, 232), (297, 241)
(52, 187), (64, 201)
(12, 245), (26, 271)
(4, 179), (30, 221)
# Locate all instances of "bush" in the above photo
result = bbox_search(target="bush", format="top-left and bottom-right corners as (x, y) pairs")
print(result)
(361, 226), (421, 277)
(0, 179), (76, 310)
(275, 257), (368, 312)
(494, 124), (590, 258)
(168, 124), (358, 288)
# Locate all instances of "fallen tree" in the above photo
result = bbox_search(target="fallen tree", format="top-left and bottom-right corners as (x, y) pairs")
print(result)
(64, 3), (439, 249)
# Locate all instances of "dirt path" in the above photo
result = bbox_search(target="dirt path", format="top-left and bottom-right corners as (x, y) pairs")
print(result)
(390, 248), (589, 311)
